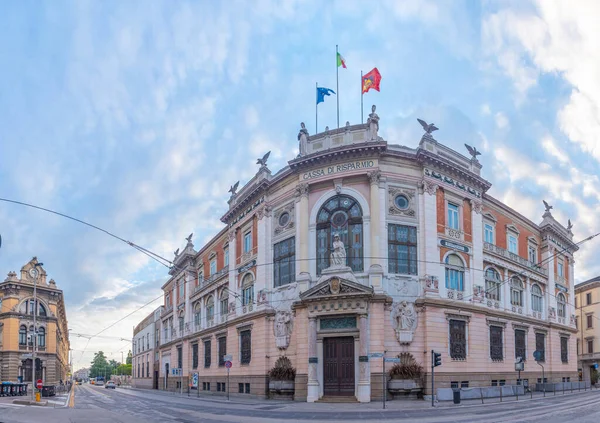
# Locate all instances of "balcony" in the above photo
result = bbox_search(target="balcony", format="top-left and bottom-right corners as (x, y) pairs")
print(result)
(444, 226), (464, 241)
(161, 304), (174, 317)
(483, 242), (548, 276)
(194, 268), (229, 295)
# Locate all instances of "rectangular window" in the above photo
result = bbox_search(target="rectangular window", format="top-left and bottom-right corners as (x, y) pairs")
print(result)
(499, 380), (505, 386)
(587, 292), (593, 305)
(491, 380), (498, 386)
(177, 346), (182, 369)
(528, 246), (537, 264)
(224, 248), (229, 267)
(447, 203), (460, 230)
(217, 382), (221, 391)
(535, 333), (545, 362)
(273, 237), (296, 287)
(511, 286), (523, 306)
(515, 329), (526, 361)
(561, 337), (568, 363)
(206, 382), (210, 391)
(218, 337), (227, 367)
(508, 235), (518, 254)
(245, 383), (250, 394)
(449, 320), (466, 360)
(204, 340), (211, 368)
(388, 224), (418, 275)
(178, 282), (184, 302)
(244, 232), (252, 253)
(241, 330), (252, 364)
(484, 224), (494, 244)
(558, 260), (564, 277)
(588, 340), (594, 354)
(588, 315), (593, 329)
(166, 293), (170, 306)
(192, 344), (198, 369)
(239, 383), (244, 393)
(210, 259), (217, 275)
(450, 381), (459, 389)
(490, 326), (503, 361)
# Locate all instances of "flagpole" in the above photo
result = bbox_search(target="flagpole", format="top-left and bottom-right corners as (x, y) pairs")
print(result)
(360, 70), (363, 124)
(336, 45), (339, 129)
(315, 82), (318, 133)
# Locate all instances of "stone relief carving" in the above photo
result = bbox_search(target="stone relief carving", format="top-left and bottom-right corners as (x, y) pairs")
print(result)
(295, 183), (309, 199)
(392, 301), (418, 344)
(273, 203), (295, 236)
(388, 186), (417, 217)
(256, 204), (272, 221)
(548, 306), (556, 319)
(470, 200), (483, 214)
(274, 311), (293, 350)
(422, 179), (438, 196)
(422, 275), (439, 294)
(367, 170), (381, 185)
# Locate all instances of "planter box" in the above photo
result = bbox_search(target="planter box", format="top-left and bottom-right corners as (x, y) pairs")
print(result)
(387, 379), (423, 399)
(269, 380), (295, 400)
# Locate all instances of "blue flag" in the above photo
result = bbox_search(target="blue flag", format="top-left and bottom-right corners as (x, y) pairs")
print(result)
(316, 87), (336, 104)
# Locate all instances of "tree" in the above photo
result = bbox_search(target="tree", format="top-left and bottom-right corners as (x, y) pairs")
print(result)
(89, 351), (109, 378)
(126, 350), (132, 365)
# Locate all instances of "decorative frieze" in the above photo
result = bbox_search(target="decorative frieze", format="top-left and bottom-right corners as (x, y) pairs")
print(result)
(388, 186), (417, 217)
(422, 275), (439, 294)
(423, 168), (482, 198)
(447, 289), (464, 301)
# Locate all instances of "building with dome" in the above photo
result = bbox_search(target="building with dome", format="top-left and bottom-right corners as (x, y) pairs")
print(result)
(0, 257), (70, 386)
(155, 111), (578, 401)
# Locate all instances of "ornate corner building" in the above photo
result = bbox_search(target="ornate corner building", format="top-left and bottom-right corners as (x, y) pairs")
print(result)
(150, 115), (578, 401)
(0, 257), (70, 385)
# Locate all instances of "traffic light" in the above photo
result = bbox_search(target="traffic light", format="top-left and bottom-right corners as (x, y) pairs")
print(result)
(432, 350), (442, 367)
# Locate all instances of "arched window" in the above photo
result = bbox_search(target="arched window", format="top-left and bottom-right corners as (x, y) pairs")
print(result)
(557, 293), (566, 318)
(316, 195), (363, 274)
(19, 299), (47, 316)
(38, 303), (46, 317)
(220, 289), (229, 316)
(531, 284), (543, 312)
(37, 327), (45, 348)
(206, 296), (215, 321)
(445, 254), (464, 291)
(510, 277), (524, 307)
(241, 274), (254, 307)
(484, 268), (501, 301)
(193, 302), (201, 328)
(19, 325), (27, 345)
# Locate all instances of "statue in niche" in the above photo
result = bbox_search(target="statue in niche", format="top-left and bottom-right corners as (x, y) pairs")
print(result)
(274, 311), (292, 349)
(392, 301), (418, 344)
(329, 234), (347, 267)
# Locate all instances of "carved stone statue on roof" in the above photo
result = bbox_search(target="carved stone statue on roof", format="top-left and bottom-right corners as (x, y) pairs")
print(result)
(298, 122), (309, 157)
(367, 105), (380, 140)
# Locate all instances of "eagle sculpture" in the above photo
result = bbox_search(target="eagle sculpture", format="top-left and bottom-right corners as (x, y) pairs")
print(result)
(257, 151), (271, 167)
(185, 233), (193, 242)
(417, 118), (438, 134)
(543, 200), (553, 212)
(464, 144), (481, 160)
(229, 181), (240, 195)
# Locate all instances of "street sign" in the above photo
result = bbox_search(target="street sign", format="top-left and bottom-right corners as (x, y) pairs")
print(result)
(36, 379), (43, 389)
(22, 353), (32, 358)
(369, 352), (384, 358)
(533, 350), (543, 361)
(225, 361), (232, 369)
(192, 373), (198, 388)
(223, 354), (233, 362)
(594, 363), (599, 369)
(384, 357), (400, 363)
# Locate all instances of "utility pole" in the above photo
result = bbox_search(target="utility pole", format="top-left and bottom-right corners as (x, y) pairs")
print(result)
(29, 262), (43, 402)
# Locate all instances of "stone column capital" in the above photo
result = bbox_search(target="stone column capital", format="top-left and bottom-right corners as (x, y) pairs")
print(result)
(470, 199), (483, 214)
(422, 179), (438, 196)
(367, 170), (381, 185)
(295, 183), (309, 199)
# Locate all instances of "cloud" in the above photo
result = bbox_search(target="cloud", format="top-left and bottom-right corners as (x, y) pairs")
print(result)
(495, 112), (509, 129)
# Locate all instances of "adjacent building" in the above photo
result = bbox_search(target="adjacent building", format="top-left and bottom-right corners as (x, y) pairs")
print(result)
(154, 111), (578, 402)
(575, 276), (600, 382)
(74, 367), (90, 381)
(132, 306), (163, 389)
(0, 257), (70, 385)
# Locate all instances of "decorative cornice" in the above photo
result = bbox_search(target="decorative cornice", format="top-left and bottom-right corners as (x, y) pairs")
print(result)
(288, 141), (387, 171)
(423, 168), (483, 198)
(417, 151), (492, 194)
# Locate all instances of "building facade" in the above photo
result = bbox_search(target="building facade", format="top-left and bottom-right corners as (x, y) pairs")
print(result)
(575, 276), (600, 383)
(132, 306), (163, 389)
(0, 257), (70, 385)
(156, 112), (578, 401)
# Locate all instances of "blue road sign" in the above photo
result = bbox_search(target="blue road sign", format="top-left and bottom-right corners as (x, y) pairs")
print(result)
(384, 357), (400, 363)
(533, 350), (543, 361)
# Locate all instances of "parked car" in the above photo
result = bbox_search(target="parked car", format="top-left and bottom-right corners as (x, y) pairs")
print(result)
(105, 381), (116, 389)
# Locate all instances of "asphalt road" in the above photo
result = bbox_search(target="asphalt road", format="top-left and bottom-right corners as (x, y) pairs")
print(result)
(0, 384), (599, 422)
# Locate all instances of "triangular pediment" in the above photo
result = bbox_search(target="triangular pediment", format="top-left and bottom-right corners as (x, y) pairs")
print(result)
(300, 276), (374, 301)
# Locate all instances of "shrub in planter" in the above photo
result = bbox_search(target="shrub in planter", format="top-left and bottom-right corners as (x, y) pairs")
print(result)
(268, 356), (296, 381)
(388, 353), (423, 380)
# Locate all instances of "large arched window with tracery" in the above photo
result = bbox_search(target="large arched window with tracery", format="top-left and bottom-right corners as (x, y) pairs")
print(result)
(316, 195), (363, 274)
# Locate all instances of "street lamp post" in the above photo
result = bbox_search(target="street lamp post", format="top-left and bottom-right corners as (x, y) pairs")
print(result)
(28, 262), (43, 402)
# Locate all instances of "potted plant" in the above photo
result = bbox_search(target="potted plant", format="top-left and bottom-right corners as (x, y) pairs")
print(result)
(268, 356), (296, 399)
(387, 353), (424, 397)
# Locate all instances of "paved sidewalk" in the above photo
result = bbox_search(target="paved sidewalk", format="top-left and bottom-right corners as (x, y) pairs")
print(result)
(115, 383), (600, 412)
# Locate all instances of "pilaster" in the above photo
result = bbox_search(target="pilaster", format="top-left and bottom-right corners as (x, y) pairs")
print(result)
(296, 183), (311, 293)
(307, 317), (319, 402)
(357, 313), (371, 402)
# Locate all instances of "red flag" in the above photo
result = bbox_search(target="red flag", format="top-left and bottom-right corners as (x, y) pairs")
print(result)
(362, 67), (381, 94)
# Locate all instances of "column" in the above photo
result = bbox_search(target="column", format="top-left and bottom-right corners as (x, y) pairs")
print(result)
(470, 200), (483, 301)
(357, 314), (371, 402)
(421, 180), (441, 296)
(568, 257), (575, 324)
(368, 171), (384, 291)
(296, 183), (311, 292)
(255, 205), (271, 305)
(227, 230), (237, 316)
(307, 317), (319, 402)
(544, 245), (556, 320)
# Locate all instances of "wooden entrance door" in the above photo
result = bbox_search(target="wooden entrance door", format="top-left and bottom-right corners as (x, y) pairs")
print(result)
(323, 337), (355, 396)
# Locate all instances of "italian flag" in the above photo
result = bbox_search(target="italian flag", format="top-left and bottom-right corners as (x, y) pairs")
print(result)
(337, 52), (347, 69)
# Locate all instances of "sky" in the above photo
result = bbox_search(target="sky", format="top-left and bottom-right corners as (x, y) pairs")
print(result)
(1, 0), (599, 371)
